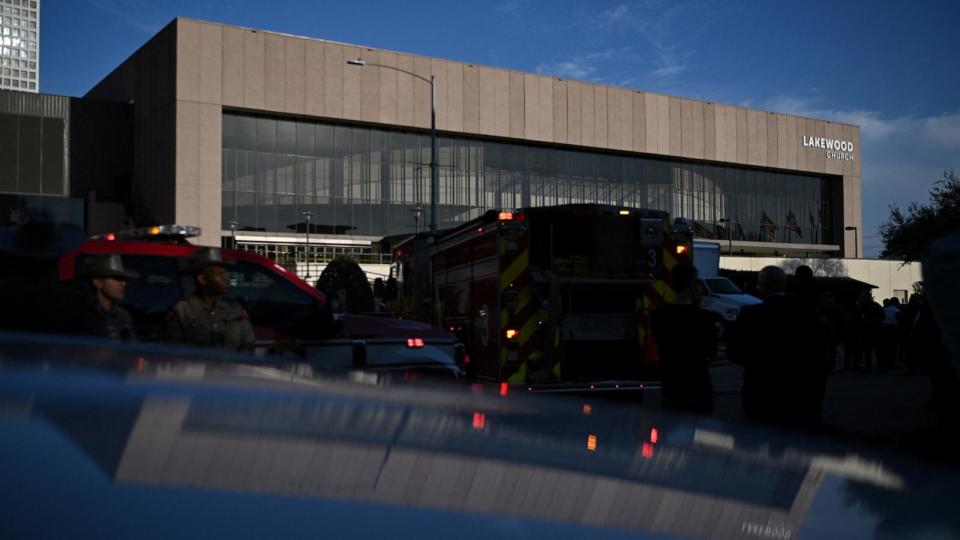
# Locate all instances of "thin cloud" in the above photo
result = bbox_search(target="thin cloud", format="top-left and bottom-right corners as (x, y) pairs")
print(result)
(534, 48), (637, 81)
(495, 1), (523, 14)
(649, 40), (693, 79)
(536, 60), (596, 79)
(87, 0), (164, 34)
(922, 114), (960, 148)
(533, 3), (702, 85)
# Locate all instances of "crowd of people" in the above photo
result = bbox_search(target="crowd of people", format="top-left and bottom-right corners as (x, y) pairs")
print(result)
(651, 263), (960, 428)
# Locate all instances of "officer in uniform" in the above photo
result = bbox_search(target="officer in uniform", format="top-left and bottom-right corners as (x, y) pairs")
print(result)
(164, 247), (255, 352)
(74, 254), (139, 340)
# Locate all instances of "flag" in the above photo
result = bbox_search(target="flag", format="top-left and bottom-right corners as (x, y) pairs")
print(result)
(692, 220), (713, 239)
(809, 210), (818, 244)
(760, 211), (778, 242)
(734, 222), (746, 241)
(785, 210), (802, 237)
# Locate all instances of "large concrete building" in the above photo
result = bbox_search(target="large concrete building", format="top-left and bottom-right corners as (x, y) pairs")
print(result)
(83, 18), (862, 271)
(0, 0), (40, 93)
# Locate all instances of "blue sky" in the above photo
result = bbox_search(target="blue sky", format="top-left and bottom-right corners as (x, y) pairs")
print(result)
(41, 0), (960, 256)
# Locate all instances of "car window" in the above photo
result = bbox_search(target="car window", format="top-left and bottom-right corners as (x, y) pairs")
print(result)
(224, 260), (325, 337)
(696, 280), (710, 297)
(706, 278), (742, 295)
(98, 254), (183, 341)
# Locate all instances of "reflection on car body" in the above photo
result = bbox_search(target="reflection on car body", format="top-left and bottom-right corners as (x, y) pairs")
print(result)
(1, 334), (955, 539)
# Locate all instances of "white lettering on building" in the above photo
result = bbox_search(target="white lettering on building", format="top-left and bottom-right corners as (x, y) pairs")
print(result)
(803, 136), (855, 161)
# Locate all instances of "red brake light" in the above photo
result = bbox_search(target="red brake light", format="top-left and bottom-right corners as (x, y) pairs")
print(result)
(463, 354), (471, 365)
(406, 338), (425, 348)
(642, 442), (655, 459)
(676, 245), (689, 255)
(105, 233), (116, 241)
(650, 428), (659, 444)
(472, 412), (486, 429)
(498, 211), (513, 221)
(499, 382), (509, 396)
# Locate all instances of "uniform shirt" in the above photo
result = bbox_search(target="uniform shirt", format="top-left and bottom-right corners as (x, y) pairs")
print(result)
(76, 291), (137, 341)
(164, 294), (255, 352)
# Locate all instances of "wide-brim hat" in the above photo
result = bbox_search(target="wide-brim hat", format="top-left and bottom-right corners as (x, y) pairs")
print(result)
(78, 254), (140, 280)
(186, 247), (235, 274)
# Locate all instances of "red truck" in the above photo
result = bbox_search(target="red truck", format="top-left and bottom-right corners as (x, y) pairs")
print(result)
(59, 225), (462, 379)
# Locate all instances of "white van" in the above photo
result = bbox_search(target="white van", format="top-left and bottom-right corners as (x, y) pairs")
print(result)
(693, 241), (761, 324)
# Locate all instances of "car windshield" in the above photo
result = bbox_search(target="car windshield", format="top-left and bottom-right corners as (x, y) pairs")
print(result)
(706, 278), (742, 295)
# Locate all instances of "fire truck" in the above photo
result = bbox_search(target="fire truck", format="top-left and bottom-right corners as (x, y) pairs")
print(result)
(390, 204), (693, 391)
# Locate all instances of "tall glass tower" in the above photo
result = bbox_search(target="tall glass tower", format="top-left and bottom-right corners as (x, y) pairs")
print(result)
(0, 0), (39, 92)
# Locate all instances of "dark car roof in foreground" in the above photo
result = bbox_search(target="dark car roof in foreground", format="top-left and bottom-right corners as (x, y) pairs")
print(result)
(0, 333), (957, 540)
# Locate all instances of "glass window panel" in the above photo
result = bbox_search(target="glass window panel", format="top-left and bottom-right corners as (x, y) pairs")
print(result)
(294, 121), (314, 157)
(255, 116), (276, 154)
(316, 123), (333, 157)
(277, 119), (296, 155)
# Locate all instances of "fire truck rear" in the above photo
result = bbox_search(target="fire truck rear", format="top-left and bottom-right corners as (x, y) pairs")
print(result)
(393, 204), (693, 392)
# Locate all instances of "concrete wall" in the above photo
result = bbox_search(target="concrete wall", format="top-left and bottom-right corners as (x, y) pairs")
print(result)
(87, 18), (863, 252)
(719, 255), (922, 302)
(86, 21), (178, 235)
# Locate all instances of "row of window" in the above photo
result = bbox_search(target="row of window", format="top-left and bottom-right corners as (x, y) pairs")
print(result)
(1, 7), (38, 19)
(0, 78), (34, 89)
(2, 26), (38, 37)
(222, 112), (834, 243)
(0, 57), (32, 67)
(1, 67), (34, 77)
(0, 0), (38, 9)
(0, 46), (35, 58)
(1, 16), (35, 27)
(0, 36), (35, 48)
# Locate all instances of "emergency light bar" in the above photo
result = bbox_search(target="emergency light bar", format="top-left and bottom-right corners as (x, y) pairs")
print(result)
(92, 225), (202, 242)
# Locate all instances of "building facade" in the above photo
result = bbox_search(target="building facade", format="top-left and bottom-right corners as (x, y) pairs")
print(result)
(85, 18), (862, 268)
(0, 88), (133, 234)
(0, 0), (39, 93)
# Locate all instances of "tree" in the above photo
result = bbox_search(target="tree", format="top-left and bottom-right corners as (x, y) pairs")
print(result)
(315, 256), (374, 314)
(880, 170), (960, 262)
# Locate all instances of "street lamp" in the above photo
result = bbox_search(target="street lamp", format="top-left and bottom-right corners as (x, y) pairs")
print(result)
(348, 58), (439, 233)
(844, 225), (858, 259)
(228, 220), (239, 249)
(718, 218), (733, 256)
(301, 210), (313, 280)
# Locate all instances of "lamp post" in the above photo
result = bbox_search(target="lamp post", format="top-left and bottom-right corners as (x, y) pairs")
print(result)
(844, 225), (858, 259)
(228, 220), (239, 249)
(301, 210), (313, 280)
(347, 58), (438, 233)
(718, 218), (733, 256)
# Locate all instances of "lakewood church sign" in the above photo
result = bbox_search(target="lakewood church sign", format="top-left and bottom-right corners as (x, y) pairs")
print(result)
(803, 136), (855, 161)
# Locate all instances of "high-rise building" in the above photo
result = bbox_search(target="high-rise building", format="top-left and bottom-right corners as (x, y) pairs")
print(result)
(0, 0), (39, 93)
